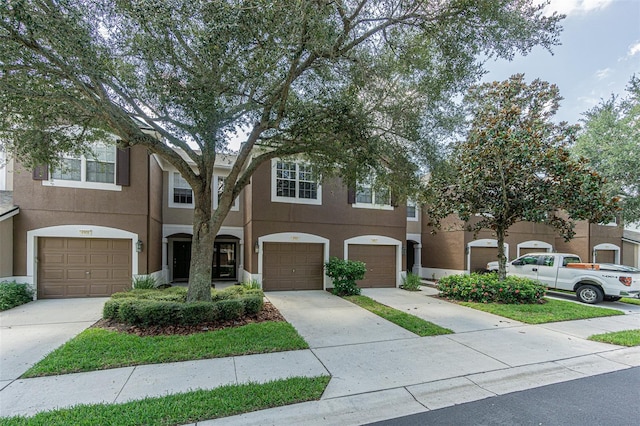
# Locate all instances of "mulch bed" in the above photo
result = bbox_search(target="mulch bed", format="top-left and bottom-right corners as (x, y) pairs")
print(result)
(92, 301), (286, 337)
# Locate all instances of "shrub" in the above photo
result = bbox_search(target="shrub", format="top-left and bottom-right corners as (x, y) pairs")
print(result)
(243, 295), (264, 315)
(132, 275), (157, 289)
(217, 299), (245, 320)
(325, 257), (365, 296)
(137, 301), (182, 326)
(0, 281), (33, 311)
(182, 302), (219, 325)
(242, 279), (261, 290)
(103, 299), (120, 320)
(401, 273), (421, 291)
(438, 273), (546, 304)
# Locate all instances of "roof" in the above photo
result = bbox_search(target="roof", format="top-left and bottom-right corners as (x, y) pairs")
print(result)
(0, 191), (19, 222)
(623, 229), (640, 244)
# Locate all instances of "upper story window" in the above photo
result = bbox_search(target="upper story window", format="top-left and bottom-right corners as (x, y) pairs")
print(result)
(407, 201), (418, 221)
(214, 175), (239, 211)
(43, 142), (124, 191)
(169, 172), (194, 208)
(271, 159), (322, 205)
(352, 180), (393, 210)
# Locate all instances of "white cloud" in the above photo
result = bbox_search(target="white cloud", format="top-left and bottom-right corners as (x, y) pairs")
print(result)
(595, 68), (611, 80)
(628, 42), (640, 57)
(544, 0), (613, 15)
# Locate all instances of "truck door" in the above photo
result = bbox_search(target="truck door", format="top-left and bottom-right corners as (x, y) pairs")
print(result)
(536, 255), (557, 288)
(509, 254), (540, 280)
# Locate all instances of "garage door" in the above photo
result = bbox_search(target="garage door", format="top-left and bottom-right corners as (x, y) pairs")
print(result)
(262, 243), (323, 291)
(349, 245), (396, 288)
(38, 237), (132, 298)
(469, 247), (497, 273)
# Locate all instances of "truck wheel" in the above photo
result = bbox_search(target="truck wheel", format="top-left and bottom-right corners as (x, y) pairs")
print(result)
(604, 296), (622, 302)
(576, 285), (604, 304)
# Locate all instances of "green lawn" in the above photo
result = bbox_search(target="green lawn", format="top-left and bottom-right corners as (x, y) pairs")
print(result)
(620, 297), (640, 306)
(24, 321), (308, 377)
(588, 329), (640, 346)
(0, 376), (330, 426)
(459, 298), (624, 324)
(344, 295), (453, 336)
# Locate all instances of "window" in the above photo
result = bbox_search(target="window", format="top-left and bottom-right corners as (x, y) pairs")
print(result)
(271, 159), (321, 205)
(169, 172), (194, 208)
(540, 255), (555, 267)
(353, 181), (393, 210)
(407, 201), (418, 221)
(214, 175), (239, 211)
(46, 142), (120, 191)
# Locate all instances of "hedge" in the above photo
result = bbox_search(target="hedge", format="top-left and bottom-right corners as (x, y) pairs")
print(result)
(438, 273), (546, 304)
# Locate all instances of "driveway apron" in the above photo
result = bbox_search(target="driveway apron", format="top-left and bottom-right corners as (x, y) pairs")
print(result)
(0, 298), (107, 383)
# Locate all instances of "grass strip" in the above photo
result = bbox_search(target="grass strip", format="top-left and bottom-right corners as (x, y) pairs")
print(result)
(0, 376), (330, 426)
(588, 329), (640, 346)
(459, 298), (624, 324)
(620, 297), (640, 306)
(344, 295), (453, 336)
(23, 321), (308, 378)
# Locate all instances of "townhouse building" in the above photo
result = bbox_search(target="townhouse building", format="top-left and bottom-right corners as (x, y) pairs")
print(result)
(0, 140), (634, 298)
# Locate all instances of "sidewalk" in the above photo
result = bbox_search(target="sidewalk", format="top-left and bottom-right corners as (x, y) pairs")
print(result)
(1, 289), (639, 424)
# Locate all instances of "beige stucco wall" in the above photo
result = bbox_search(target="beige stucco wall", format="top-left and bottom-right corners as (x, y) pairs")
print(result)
(0, 217), (13, 278)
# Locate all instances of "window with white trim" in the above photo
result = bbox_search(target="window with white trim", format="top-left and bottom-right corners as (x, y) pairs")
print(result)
(407, 201), (418, 221)
(169, 172), (194, 208)
(214, 175), (239, 211)
(46, 142), (120, 191)
(271, 159), (321, 205)
(353, 180), (392, 210)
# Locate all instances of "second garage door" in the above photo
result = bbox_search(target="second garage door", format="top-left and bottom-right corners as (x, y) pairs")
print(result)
(38, 237), (132, 298)
(262, 243), (324, 291)
(469, 247), (497, 273)
(349, 245), (396, 288)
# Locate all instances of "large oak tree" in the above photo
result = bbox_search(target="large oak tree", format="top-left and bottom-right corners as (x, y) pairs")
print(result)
(1, 1), (563, 301)
(426, 74), (619, 280)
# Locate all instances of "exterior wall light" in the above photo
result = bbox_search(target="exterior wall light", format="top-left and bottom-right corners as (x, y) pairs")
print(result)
(254, 241), (259, 253)
(136, 240), (143, 253)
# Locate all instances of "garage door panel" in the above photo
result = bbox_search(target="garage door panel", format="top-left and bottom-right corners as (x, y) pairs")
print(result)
(38, 237), (132, 298)
(263, 243), (323, 291)
(349, 245), (396, 288)
(470, 247), (497, 273)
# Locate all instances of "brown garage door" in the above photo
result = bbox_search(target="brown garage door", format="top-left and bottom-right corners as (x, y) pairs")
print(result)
(38, 237), (132, 298)
(469, 247), (497, 273)
(349, 245), (396, 288)
(262, 243), (323, 291)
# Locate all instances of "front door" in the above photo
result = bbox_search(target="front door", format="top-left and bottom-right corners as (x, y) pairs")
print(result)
(173, 241), (191, 281)
(213, 242), (236, 279)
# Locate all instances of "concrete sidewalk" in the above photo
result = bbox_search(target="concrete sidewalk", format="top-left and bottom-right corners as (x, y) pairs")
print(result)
(1, 289), (639, 424)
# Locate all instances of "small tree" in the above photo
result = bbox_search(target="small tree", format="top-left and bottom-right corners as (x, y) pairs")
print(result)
(573, 75), (640, 223)
(325, 257), (365, 296)
(426, 74), (619, 280)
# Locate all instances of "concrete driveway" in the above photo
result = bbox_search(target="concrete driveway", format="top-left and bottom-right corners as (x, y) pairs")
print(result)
(0, 298), (107, 385)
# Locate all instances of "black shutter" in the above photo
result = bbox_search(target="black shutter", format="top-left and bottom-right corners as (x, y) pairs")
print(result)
(347, 186), (356, 204)
(32, 165), (49, 180)
(116, 147), (130, 186)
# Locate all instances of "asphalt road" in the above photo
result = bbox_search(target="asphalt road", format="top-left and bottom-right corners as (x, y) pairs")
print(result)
(368, 366), (640, 426)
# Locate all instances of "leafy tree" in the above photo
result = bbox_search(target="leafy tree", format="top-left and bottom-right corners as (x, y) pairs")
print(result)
(573, 76), (640, 223)
(0, 1), (563, 301)
(426, 74), (618, 280)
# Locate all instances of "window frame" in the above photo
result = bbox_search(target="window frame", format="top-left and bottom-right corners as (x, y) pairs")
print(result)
(43, 143), (121, 191)
(352, 181), (393, 210)
(270, 159), (322, 205)
(406, 200), (418, 221)
(214, 175), (239, 211)
(168, 171), (195, 209)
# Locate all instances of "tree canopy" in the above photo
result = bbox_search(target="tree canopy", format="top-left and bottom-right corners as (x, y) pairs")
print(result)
(1, 1), (564, 300)
(426, 74), (619, 279)
(573, 75), (640, 224)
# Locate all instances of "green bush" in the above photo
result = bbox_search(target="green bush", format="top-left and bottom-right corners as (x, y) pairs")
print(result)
(0, 281), (33, 311)
(401, 273), (421, 291)
(325, 257), (365, 296)
(132, 275), (157, 289)
(243, 295), (264, 315)
(438, 273), (546, 304)
(104, 286), (265, 326)
(218, 299), (245, 320)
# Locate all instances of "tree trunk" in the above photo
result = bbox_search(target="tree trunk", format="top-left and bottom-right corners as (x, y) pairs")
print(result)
(496, 227), (507, 281)
(187, 181), (215, 302)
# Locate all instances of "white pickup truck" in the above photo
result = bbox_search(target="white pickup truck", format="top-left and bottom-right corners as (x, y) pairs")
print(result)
(486, 253), (640, 304)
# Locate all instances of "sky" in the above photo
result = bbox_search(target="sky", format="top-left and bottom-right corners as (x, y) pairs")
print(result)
(482, 0), (640, 125)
